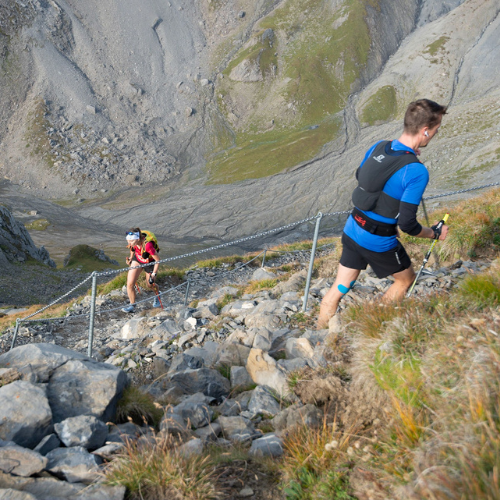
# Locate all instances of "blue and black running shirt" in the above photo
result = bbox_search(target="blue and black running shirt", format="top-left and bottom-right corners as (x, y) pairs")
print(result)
(344, 139), (429, 252)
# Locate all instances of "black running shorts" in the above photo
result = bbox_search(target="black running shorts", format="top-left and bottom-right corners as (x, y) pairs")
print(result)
(131, 256), (155, 274)
(339, 232), (412, 279)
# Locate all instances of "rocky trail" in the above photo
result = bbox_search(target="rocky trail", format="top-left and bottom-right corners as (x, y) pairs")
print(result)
(0, 240), (494, 499)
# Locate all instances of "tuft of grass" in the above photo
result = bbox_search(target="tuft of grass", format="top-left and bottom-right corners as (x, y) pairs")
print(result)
(115, 386), (164, 427)
(216, 363), (231, 380)
(104, 434), (219, 499)
(244, 278), (278, 294)
(280, 417), (358, 500)
(456, 271), (500, 310)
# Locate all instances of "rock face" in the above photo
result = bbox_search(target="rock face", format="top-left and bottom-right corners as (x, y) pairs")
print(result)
(0, 343), (127, 499)
(0, 0), (498, 263)
(0, 206), (55, 267)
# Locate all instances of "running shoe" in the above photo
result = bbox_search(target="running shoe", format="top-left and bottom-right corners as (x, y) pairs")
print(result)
(121, 304), (136, 313)
(153, 296), (161, 308)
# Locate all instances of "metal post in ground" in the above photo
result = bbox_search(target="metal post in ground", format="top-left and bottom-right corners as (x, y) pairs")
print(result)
(184, 280), (191, 306)
(87, 272), (97, 358)
(302, 212), (323, 312)
(261, 249), (267, 268)
(10, 318), (21, 351)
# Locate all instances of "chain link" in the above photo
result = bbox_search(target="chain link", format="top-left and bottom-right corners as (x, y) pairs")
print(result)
(423, 182), (499, 201)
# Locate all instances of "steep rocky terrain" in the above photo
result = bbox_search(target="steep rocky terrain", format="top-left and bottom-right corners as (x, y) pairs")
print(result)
(0, 0), (499, 260)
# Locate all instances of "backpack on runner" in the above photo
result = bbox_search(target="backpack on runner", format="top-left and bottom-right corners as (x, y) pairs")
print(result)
(140, 230), (160, 258)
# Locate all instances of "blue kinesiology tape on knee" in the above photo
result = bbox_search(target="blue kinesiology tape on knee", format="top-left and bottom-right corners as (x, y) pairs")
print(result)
(337, 283), (350, 294)
(350, 280), (356, 289)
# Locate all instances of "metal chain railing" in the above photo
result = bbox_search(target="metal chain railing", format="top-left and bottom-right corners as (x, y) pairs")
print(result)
(8, 181), (499, 355)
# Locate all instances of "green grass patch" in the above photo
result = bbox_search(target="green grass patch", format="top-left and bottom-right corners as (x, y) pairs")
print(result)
(360, 85), (397, 126)
(115, 385), (164, 427)
(97, 272), (127, 295)
(24, 218), (50, 231)
(207, 118), (341, 184)
(64, 244), (120, 273)
(424, 36), (449, 56)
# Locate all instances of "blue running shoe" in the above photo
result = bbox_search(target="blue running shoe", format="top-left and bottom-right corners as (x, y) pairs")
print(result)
(153, 296), (161, 308)
(121, 304), (136, 313)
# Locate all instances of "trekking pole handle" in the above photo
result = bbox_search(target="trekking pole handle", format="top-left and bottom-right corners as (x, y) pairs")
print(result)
(432, 213), (449, 239)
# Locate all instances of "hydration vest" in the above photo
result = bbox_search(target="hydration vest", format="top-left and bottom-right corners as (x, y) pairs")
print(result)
(140, 230), (160, 259)
(352, 141), (421, 219)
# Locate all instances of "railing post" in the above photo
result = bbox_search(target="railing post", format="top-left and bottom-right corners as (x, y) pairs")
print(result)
(10, 318), (20, 351)
(87, 272), (97, 358)
(302, 212), (323, 312)
(184, 280), (191, 306)
(261, 249), (267, 268)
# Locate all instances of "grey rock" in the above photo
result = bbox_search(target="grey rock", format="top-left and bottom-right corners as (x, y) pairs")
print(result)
(152, 357), (170, 378)
(47, 357), (127, 423)
(0, 443), (48, 476)
(107, 422), (144, 444)
(46, 446), (103, 483)
(150, 319), (181, 340)
(272, 404), (322, 432)
(194, 422), (221, 442)
(168, 353), (204, 374)
(0, 344), (88, 383)
(277, 358), (308, 373)
(251, 268), (276, 281)
(248, 386), (281, 417)
(173, 401), (213, 429)
(217, 416), (257, 444)
(159, 409), (191, 439)
(0, 381), (53, 449)
(115, 318), (148, 340)
(184, 342), (219, 367)
(92, 442), (124, 459)
(178, 438), (204, 457)
(285, 338), (315, 360)
(0, 206), (55, 267)
(249, 434), (283, 458)
(230, 366), (254, 389)
(215, 344), (251, 367)
(210, 287), (239, 299)
(33, 434), (61, 456)
(0, 490), (37, 500)
(0, 471), (85, 497)
(168, 368), (230, 400)
(218, 398), (243, 417)
(54, 415), (108, 450)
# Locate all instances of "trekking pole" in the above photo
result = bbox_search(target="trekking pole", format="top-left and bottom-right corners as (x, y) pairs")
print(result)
(407, 213), (449, 297)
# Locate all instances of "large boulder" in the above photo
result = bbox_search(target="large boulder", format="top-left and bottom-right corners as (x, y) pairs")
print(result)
(0, 344), (88, 383)
(47, 357), (128, 423)
(0, 381), (53, 449)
